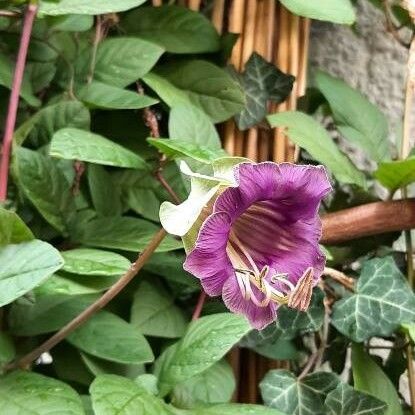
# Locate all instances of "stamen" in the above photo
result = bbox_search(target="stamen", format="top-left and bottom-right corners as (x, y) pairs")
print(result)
(271, 273), (295, 291)
(288, 267), (314, 312)
(229, 231), (260, 274)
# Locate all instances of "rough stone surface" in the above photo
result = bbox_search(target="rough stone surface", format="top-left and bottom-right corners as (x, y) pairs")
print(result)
(309, 0), (410, 150)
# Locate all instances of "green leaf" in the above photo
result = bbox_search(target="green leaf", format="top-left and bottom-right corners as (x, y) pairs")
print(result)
(94, 37), (164, 88)
(36, 272), (118, 296)
(90, 374), (170, 415)
(81, 353), (145, 380)
(77, 81), (158, 109)
(143, 252), (199, 290)
(0, 240), (63, 307)
(39, 0), (146, 15)
(27, 61), (56, 93)
(402, 322), (415, 342)
(324, 383), (387, 415)
(78, 216), (182, 253)
(122, 5), (220, 54)
(148, 138), (227, 163)
(62, 248), (130, 276)
(87, 164), (122, 217)
(143, 60), (245, 123)
(267, 111), (366, 187)
(0, 208), (34, 246)
(277, 287), (325, 339)
(0, 332), (15, 367)
(172, 360), (235, 408)
(315, 71), (389, 162)
(0, 371), (84, 414)
(67, 311), (154, 364)
(260, 369), (340, 415)
(14, 100), (90, 146)
(9, 293), (98, 336)
(131, 280), (188, 338)
(352, 344), (403, 415)
(374, 156), (415, 191)
(192, 404), (287, 415)
(235, 52), (294, 130)
(169, 104), (221, 150)
(156, 313), (250, 396)
(0, 51), (40, 107)
(280, 0), (356, 24)
(332, 256), (415, 342)
(13, 147), (75, 233)
(47, 14), (94, 31)
(50, 128), (147, 169)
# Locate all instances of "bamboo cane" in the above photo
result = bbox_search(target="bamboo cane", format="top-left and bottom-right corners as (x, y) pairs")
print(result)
(211, 0), (225, 33)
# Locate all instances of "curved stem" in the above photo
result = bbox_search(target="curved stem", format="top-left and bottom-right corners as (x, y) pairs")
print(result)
(0, 3), (38, 201)
(192, 291), (207, 320)
(6, 228), (166, 371)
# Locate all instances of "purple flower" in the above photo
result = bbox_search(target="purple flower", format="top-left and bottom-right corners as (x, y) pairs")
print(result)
(183, 162), (331, 329)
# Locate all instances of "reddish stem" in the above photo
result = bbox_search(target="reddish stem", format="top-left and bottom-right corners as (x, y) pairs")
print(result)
(0, 3), (38, 202)
(192, 291), (207, 320)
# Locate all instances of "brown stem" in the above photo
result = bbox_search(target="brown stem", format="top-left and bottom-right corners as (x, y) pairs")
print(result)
(6, 228), (167, 371)
(320, 199), (415, 245)
(0, 10), (21, 17)
(323, 267), (355, 291)
(86, 15), (103, 84)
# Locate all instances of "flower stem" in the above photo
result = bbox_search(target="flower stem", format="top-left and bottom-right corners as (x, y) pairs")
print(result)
(323, 267), (355, 291)
(0, 3), (37, 202)
(6, 228), (166, 371)
(192, 291), (207, 320)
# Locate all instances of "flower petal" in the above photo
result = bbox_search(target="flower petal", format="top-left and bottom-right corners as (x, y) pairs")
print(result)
(222, 276), (277, 329)
(184, 212), (233, 296)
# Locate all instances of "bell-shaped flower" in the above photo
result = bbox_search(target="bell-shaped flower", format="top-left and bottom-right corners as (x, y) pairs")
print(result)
(161, 161), (331, 329)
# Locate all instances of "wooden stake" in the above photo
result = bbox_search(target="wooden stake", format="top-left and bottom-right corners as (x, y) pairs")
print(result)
(273, 5), (289, 162)
(286, 13), (300, 162)
(188, 0), (201, 11)
(211, 0), (225, 34)
(151, 0), (162, 6)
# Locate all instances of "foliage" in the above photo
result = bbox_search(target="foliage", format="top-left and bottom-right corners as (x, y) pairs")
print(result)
(0, 0), (413, 414)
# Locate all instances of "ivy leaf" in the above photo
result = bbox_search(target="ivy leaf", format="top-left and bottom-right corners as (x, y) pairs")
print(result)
(374, 156), (415, 191)
(267, 111), (366, 188)
(122, 5), (220, 54)
(169, 104), (221, 150)
(143, 60), (245, 123)
(9, 293), (99, 336)
(280, 0), (356, 24)
(39, 0), (147, 15)
(324, 383), (387, 415)
(332, 257), (415, 342)
(0, 207), (34, 246)
(148, 138), (227, 163)
(77, 81), (158, 110)
(156, 313), (250, 396)
(235, 53), (294, 130)
(94, 38), (164, 88)
(172, 359), (235, 408)
(260, 369), (340, 415)
(14, 100), (90, 147)
(0, 371), (84, 414)
(352, 344), (403, 415)
(50, 128), (147, 169)
(315, 71), (389, 162)
(77, 216), (182, 252)
(13, 147), (75, 234)
(131, 280), (188, 338)
(61, 248), (130, 276)
(0, 240), (63, 307)
(67, 311), (154, 364)
(90, 374), (170, 415)
(0, 51), (40, 107)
